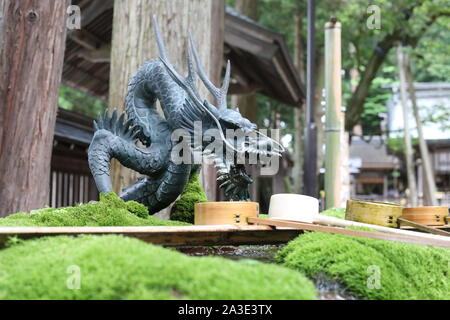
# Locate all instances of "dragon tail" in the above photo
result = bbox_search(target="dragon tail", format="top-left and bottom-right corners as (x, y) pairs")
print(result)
(88, 109), (169, 194)
(93, 109), (141, 144)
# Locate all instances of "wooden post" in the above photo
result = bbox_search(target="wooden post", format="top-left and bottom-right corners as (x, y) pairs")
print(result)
(324, 20), (342, 209)
(199, 0), (225, 201)
(233, 0), (260, 202)
(0, 0), (69, 216)
(292, 12), (306, 194)
(396, 45), (418, 206)
(303, 0), (318, 197)
(233, 0), (259, 124)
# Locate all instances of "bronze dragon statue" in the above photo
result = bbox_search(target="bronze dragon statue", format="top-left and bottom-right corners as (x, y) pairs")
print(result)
(88, 17), (284, 214)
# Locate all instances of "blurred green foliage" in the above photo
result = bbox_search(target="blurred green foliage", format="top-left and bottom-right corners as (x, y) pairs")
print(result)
(387, 136), (419, 154)
(421, 104), (450, 131)
(58, 85), (107, 118)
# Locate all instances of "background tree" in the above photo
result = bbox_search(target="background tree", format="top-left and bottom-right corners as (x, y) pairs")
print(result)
(228, 0), (449, 201)
(340, 0), (450, 130)
(0, 0), (69, 217)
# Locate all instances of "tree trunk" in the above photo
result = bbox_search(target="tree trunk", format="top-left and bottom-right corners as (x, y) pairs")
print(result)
(397, 45), (418, 206)
(345, 32), (399, 131)
(234, 0), (259, 124)
(200, 0), (225, 202)
(109, 0), (215, 202)
(0, 0), (69, 217)
(233, 0), (260, 201)
(292, 12), (305, 193)
(404, 53), (437, 206)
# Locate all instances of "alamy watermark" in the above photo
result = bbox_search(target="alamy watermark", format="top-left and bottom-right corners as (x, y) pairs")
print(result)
(366, 265), (381, 289)
(170, 122), (282, 176)
(66, 265), (81, 290)
(367, 5), (381, 30)
(67, 5), (81, 30)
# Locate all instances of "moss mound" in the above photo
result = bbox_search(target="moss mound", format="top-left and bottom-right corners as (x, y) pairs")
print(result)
(276, 231), (450, 300)
(0, 235), (316, 300)
(0, 193), (189, 227)
(170, 172), (207, 223)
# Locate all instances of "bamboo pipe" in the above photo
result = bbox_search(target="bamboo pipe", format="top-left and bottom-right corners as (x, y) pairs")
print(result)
(313, 214), (450, 243)
(324, 19), (342, 209)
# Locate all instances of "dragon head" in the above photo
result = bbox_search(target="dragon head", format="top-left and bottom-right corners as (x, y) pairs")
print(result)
(153, 16), (284, 200)
(204, 102), (283, 162)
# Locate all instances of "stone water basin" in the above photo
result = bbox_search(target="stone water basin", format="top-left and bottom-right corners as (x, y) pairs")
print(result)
(177, 245), (358, 300)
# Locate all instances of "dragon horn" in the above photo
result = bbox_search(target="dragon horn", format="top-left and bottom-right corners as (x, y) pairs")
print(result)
(152, 15), (167, 62)
(189, 33), (230, 110)
(153, 17), (239, 153)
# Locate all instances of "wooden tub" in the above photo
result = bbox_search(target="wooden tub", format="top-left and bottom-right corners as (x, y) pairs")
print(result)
(345, 199), (403, 227)
(402, 206), (448, 226)
(195, 202), (259, 226)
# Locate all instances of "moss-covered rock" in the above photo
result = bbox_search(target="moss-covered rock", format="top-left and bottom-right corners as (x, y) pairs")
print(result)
(0, 235), (317, 300)
(0, 193), (189, 227)
(276, 230), (450, 300)
(170, 172), (207, 223)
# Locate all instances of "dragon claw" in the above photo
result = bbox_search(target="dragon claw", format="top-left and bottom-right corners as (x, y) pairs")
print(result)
(217, 164), (252, 201)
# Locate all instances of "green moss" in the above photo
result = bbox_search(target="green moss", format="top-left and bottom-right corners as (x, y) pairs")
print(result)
(0, 192), (189, 227)
(320, 208), (346, 219)
(276, 232), (450, 300)
(170, 172), (207, 223)
(124, 200), (149, 219)
(0, 235), (317, 300)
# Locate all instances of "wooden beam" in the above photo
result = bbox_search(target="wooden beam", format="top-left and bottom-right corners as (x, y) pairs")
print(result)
(248, 217), (450, 248)
(0, 225), (302, 248)
(398, 218), (450, 237)
(357, 177), (385, 184)
(68, 30), (100, 51)
(401, 225), (450, 230)
(68, 0), (114, 32)
(78, 44), (111, 63)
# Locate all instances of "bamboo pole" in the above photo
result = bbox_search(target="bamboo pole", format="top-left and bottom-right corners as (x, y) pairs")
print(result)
(404, 53), (438, 205)
(397, 46), (418, 206)
(248, 217), (450, 248)
(324, 20), (342, 209)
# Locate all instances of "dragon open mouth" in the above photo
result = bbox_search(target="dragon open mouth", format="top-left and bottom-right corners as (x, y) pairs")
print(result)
(235, 130), (284, 163)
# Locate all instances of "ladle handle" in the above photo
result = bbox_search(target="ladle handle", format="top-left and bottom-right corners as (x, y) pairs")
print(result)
(313, 215), (450, 243)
